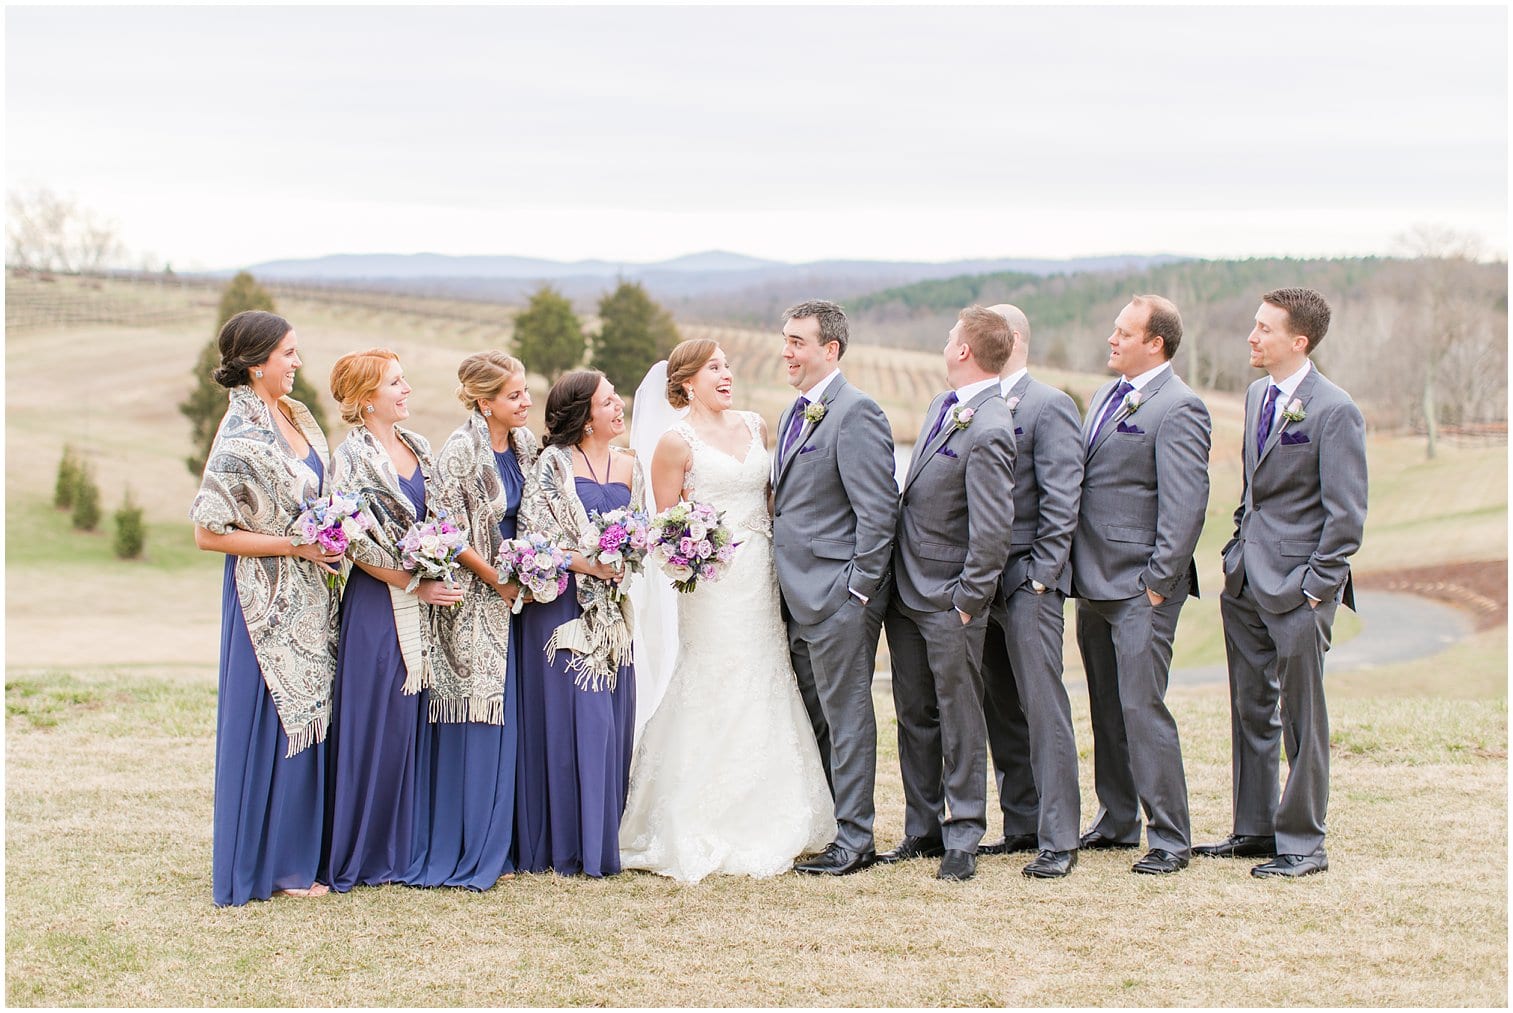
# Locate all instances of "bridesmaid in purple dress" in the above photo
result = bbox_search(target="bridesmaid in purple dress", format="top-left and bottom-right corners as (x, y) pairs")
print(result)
(323, 350), (461, 891)
(518, 370), (641, 877)
(190, 310), (340, 906)
(415, 351), (540, 889)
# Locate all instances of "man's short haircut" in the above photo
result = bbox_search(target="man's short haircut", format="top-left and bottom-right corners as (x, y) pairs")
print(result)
(1132, 294), (1183, 360)
(782, 299), (850, 358)
(1262, 287), (1332, 353)
(957, 305), (1013, 374)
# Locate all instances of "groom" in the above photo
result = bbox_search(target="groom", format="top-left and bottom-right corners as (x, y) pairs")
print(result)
(772, 299), (899, 876)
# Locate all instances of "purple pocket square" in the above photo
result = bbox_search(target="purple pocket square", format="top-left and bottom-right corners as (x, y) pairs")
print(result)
(1116, 421), (1144, 435)
(799, 444), (819, 454)
(937, 446), (959, 459)
(1014, 427), (1025, 436)
(1280, 430), (1310, 445)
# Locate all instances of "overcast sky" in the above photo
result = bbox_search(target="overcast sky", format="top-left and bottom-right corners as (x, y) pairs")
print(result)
(7, 5), (1507, 270)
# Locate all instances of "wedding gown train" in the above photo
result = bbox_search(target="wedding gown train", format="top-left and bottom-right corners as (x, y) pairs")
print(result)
(619, 412), (836, 883)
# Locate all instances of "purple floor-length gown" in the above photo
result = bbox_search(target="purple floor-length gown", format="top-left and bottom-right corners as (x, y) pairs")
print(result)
(324, 465), (428, 891)
(515, 476), (636, 877)
(407, 446), (522, 889)
(212, 446), (329, 906)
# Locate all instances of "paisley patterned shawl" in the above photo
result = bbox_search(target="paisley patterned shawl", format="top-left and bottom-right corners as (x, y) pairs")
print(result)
(520, 443), (644, 692)
(425, 411), (542, 723)
(329, 424), (435, 695)
(187, 385), (337, 756)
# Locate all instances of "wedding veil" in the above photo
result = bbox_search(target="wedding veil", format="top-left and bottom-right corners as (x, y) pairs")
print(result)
(627, 360), (686, 734)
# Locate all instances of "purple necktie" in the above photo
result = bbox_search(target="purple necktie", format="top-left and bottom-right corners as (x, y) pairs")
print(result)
(923, 391), (960, 447)
(782, 396), (809, 459)
(1256, 384), (1283, 456)
(1088, 378), (1133, 448)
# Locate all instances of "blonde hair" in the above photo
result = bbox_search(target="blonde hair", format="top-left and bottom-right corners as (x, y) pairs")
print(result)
(665, 338), (719, 409)
(456, 351), (525, 411)
(956, 306), (1013, 374)
(329, 348), (400, 425)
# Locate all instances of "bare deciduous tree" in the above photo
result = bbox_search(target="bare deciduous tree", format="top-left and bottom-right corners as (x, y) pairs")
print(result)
(5, 186), (125, 274)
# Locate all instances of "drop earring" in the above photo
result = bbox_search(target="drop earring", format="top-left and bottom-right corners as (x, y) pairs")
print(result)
(585, 424), (594, 436)
(365, 405), (375, 414)
(482, 408), (492, 417)
(254, 369), (263, 379)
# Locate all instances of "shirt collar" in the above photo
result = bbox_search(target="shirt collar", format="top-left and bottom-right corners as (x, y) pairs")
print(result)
(999, 368), (1028, 397)
(955, 376), (1002, 404)
(1271, 360), (1312, 400)
(802, 368), (842, 403)
(1124, 360), (1172, 391)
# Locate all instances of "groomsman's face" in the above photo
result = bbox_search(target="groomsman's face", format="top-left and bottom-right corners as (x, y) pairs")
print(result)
(1107, 302), (1164, 378)
(781, 316), (837, 392)
(1248, 302), (1310, 372)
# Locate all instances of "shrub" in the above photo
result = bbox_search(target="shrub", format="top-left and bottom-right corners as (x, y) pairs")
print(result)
(53, 444), (81, 510)
(71, 462), (101, 531)
(113, 488), (146, 559)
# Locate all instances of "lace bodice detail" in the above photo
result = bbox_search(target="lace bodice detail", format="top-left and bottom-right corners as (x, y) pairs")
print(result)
(673, 412), (772, 537)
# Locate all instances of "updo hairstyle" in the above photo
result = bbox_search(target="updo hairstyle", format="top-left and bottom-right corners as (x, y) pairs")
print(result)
(212, 310), (292, 388)
(456, 351), (525, 411)
(543, 369), (606, 448)
(329, 348), (400, 426)
(664, 338), (719, 410)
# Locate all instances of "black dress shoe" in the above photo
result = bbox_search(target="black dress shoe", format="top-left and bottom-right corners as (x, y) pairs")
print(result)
(935, 849), (976, 881)
(793, 844), (876, 876)
(1022, 849), (1077, 879)
(1193, 834), (1277, 859)
(977, 832), (1039, 856)
(1079, 829), (1140, 851)
(1131, 848), (1189, 875)
(1251, 850), (1328, 878)
(877, 835), (945, 864)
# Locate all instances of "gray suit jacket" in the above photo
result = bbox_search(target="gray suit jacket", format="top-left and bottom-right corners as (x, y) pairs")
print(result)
(772, 373), (899, 626)
(894, 385), (1016, 616)
(1000, 374), (1084, 597)
(1071, 366), (1211, 601)
(1222, 368), (1366, 613)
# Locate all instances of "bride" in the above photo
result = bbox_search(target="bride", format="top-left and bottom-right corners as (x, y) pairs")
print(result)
(619, 338), (836, 883)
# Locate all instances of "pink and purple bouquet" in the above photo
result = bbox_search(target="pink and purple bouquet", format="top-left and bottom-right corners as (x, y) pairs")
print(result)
(292, 490), (371, 589)
(648, 500), (740, 594)
(579, 507), (652, 601)
(398, 511), (469, 592)
(495, 534), (573, 614)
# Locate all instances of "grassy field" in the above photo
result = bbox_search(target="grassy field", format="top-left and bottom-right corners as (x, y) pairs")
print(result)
(6, 273), (1508, 1005)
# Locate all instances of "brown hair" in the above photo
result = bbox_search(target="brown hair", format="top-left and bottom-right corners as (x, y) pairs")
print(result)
(212, 310), (292, 388)
(956, 305), (1013, 374)
(456, 351), (525, 411)
(665, 338), (719, 409)
(329, 348), (400, 426)
(1262, 287), (1332, 352)
(1132, 294), (1183, 360)
(782, 299), (850, 358)
(544, 369), (605, 448)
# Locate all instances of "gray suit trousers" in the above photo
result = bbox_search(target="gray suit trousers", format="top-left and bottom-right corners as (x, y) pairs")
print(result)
(1077, 593), (1191, 856)
(789, 593), (884, 853)
(1220, 583), (1338, 855)
(886, 600), (990, 852)
(984, 587), (1081, 852)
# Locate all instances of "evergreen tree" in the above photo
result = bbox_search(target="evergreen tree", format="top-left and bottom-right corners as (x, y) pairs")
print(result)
(71, 462), (101, 531)
(54, 444), (81, 510)
(591, 281), (681, 393)
(179, 271), (327, 476)
(113, 487), (146, 559)
(511, 285), (586, 382)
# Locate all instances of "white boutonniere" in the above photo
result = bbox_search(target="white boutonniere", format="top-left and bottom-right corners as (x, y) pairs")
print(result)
(1006, 396), (1021, 413)
(1122, 390), (1144, 415)
(1281, 398), (1306, 423)
(803, 401), (827, 424)
(951, 406), (976, 431)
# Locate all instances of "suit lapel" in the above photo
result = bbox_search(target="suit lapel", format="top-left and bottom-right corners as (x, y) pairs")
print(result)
(902, 392), (947, 493)
(1004, 373), (1032, 408)
(1088, 368), (1173, 460)
(775, 374), (846, 490)
(903, 386), (997, 496)
(1083, 379), (1117, 447)
(772, 399), (796, 487)
(1256, 368), (1319, 468)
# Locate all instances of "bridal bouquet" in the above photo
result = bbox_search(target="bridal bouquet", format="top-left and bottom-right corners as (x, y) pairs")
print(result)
(648, 500), (740, 594)
(292, 489), (371, 590)
(398, 511), (469, 594)
(495, 534), (573, 614)
(579, 507), (652, 601)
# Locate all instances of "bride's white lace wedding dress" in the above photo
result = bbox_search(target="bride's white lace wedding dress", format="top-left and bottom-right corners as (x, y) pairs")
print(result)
(619, 412), (836, 883)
